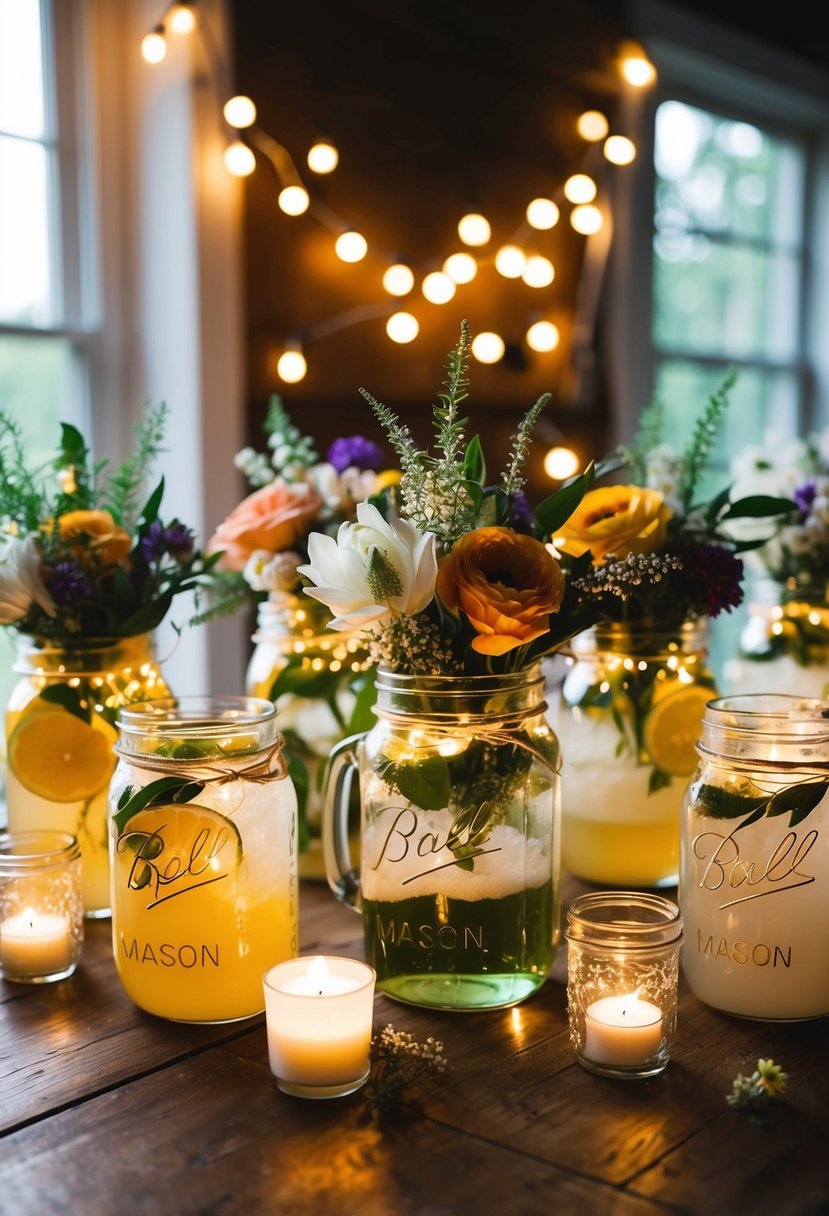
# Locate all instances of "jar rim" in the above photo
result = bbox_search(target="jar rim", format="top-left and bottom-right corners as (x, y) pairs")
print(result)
(704, 693), (829, 738)
(375, 662), (543, 693)
(0, 830), (80, 870)
(118, 695), (277, 735)
(565, 891), (683, 948)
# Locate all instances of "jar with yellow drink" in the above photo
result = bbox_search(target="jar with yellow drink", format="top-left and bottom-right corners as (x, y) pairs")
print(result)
(108, 696), (297, 1023)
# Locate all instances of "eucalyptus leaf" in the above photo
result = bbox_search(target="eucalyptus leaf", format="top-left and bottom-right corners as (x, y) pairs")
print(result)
(38, 685), (91, 723)
(534, 461), (596, 536)
(462, 434), (485, 484)
(112, 776), (205, 835)
(380, 754), (452, 811)
(765, 778), (829, 825)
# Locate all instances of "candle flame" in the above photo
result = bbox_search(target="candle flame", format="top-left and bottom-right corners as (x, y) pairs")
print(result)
(308, 955), (330, 995)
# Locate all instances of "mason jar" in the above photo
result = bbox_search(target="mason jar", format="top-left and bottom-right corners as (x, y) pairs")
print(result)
(323, 663), (561, 1011)
(679, 693), (829, 1020)
(108, 695), (298, 1023)
(725, 576), (829, 700)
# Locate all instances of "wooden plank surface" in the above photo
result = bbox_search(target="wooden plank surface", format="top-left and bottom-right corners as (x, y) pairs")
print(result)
(0, 879), (826, 1216)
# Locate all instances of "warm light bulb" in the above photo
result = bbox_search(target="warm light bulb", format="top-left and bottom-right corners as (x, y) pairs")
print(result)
(141, 29), (167, 64)
(570, 204), (603, 235)
(494, 245), (526, 279)
(544, 446), (579, 480)
(521, 255), (555, 288)
(577, 110), (609, 141)
(335, 231), (368, 262)
(471, 332), (505, 364)
(223, 140), (255, 177)
(526, 320), (560, 352)
(386, 312), (419, 343)
(168, 4), (196, 34)
(620, 42), (657, 87)
(526, 198), (560, 230)
(457, 213), (491, 247)
(563, 174), (597, 204)
(604, 135), (636, 165)
(223, 95), (257, 129)
(277, 349), (307, 383)
(383, 263), (415, 296)
(278, 185), (310, 215)
(443, 252), (477, 284)
(422, 271), (456, 304)
(307, 141), (339, 174)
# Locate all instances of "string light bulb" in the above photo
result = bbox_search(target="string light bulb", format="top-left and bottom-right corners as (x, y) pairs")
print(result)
(570, 204), (603, 235)
(278, 185), (310, 215)
(277, 345), (307, 383)
(577, 110), (609, 142)
(526, 198), (559, 230)
(457, 213), (491, 247)
(167, 3), (196, 34)
(141, 27), (167, 64)
(495, 245), (526, 279)
(563, 174), (597, 204)
(443, 252), (477, 284)
(307, 141), (339, 174)
(224, 140), (255, 177)
(604, 135), (636, 165)
(422, 271), (456, 304)
(521, 255), (555, 288)
(386, 312), (419, 343)
(544, 446), (579, 480)
(619, 40), (657, 87)
(471, 332), (505, 364)
(335, 231), (368, 262)
(383, 263), (415, 296)
(526, 320), (560, 352)
(223, 95), (257, 129)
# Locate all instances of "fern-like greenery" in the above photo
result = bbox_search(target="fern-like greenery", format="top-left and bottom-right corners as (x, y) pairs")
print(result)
(100, 401), (169, 530)
(502, 393), (550, 497)
(679, 368), (737, 510)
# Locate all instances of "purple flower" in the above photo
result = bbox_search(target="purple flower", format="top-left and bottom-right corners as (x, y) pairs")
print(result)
(508, 489), (535, 533)
(794, 480), (817, 517)
(327, 435), (385, 473)
(138, 521), (195, 562)
(47, 561), (94, 607)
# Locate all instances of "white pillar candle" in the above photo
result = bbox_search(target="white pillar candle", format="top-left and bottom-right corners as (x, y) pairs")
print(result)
(263, 955), (376, 1098)
(0, 908), (73, 979)
(583, 993), (663, 1067)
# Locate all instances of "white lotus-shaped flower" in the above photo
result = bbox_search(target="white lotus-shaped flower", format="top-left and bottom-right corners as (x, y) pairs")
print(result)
(297, 502), (438, 630)
(0, 534), (57, 625)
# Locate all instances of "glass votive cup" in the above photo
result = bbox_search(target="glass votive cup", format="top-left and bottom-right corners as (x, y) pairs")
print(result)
(565, 891), (683, 1080)
(0, 831), (84, 984)
(263, 955), (376, 1099)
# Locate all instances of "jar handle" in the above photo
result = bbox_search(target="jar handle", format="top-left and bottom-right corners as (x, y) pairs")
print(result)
(322, 733), (363, 910)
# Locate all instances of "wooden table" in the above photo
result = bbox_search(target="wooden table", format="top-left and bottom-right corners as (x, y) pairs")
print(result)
(1, 876), (826, 1216)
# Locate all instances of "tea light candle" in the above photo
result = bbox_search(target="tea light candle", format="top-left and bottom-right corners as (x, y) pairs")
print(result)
(0, 908), (73, 980)
(584, 993), (663, 1067)
(263, 955), (376, 1098)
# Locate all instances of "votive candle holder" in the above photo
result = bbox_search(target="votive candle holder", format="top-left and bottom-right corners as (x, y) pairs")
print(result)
(0, 831), (84, 983)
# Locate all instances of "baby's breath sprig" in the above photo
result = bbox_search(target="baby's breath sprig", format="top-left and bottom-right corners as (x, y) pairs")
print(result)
(726, 1058), (788, 1126)
(368, 614), (462, 676)
(360, 1023), (449, 1121)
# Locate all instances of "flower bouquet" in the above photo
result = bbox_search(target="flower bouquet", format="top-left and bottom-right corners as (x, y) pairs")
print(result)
(0, 402), (218, 913)
(207, 396), (394, 858)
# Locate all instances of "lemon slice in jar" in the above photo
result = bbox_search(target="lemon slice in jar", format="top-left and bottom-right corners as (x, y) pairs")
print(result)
(8, 706), (117, 802)
(116, 803), (243, 893)
(643, 685), (712, 776)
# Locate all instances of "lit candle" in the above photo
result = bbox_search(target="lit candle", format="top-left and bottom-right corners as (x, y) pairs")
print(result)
(0, 908), (74, 980)
(262, 955), (376, 1098)
(583, 993), (663, 1067)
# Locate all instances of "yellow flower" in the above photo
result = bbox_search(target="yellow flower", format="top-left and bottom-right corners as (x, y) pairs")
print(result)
(436, 527), (564, 656)
(58, 510), (132, 568)
(554, 484), (671, 564)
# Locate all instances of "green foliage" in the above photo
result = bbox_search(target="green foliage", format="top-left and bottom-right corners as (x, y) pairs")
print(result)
(679, 367), (737, 510)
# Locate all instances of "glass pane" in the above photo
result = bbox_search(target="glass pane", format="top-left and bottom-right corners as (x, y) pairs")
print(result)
(0, 334), (73, 461)
(652, 238), (800, 360)
(655, 100), (803, 244)
(0, 135), (54, 325)
(0, 0), (45, 139)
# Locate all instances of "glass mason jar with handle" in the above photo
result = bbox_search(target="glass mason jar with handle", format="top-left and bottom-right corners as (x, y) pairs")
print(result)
(679, 693), (829, 1021)
(108, 695), (298, 1023)
(323, 663), (562, 1012)
(5, 634), (170, 918)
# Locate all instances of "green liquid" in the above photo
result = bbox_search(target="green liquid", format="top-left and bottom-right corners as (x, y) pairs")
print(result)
(362, 884), (557, 1010)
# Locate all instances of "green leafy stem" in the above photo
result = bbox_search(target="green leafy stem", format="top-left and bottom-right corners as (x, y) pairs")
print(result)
(692, 777), (829, 830)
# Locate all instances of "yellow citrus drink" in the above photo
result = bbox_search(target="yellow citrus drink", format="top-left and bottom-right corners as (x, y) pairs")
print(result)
(109, 696), (298, 1023)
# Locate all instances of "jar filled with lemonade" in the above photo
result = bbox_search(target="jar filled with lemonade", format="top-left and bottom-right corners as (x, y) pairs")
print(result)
(5, 635), (170, 918)
(108, 695), (298, 1023)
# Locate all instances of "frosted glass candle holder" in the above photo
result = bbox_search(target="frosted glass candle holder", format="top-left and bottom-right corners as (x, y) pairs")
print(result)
(0, 831), (84, 983)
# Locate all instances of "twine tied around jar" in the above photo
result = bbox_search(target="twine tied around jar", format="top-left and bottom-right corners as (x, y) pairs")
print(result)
(113, 740), (289, 785)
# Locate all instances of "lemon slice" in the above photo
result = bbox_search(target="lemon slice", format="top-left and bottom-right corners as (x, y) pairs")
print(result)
(643, 685), (712, 776)
(116, 803), (243, 892)
(8, 706), (116, 802)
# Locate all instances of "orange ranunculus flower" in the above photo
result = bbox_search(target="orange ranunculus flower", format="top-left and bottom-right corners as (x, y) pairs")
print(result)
(208, 479), (324, 572)
(553, 485), (671, 565)
(58, 509), (132, 568)
(436, 526), (565, 656)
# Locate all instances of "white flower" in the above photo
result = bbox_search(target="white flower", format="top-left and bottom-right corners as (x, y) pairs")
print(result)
(306, 462), (377, 517)
(0, 534), (57, 625)
(645, 443), (684, 515)
(298, 502), (438, 630)
(243, 548), (303, 593)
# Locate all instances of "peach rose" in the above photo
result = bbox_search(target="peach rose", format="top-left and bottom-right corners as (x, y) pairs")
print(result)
(554, 485), (671, 565)
(208, 479), (324, 572)
(58, 509), (132, 568)
(436, 526), (565, 656)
